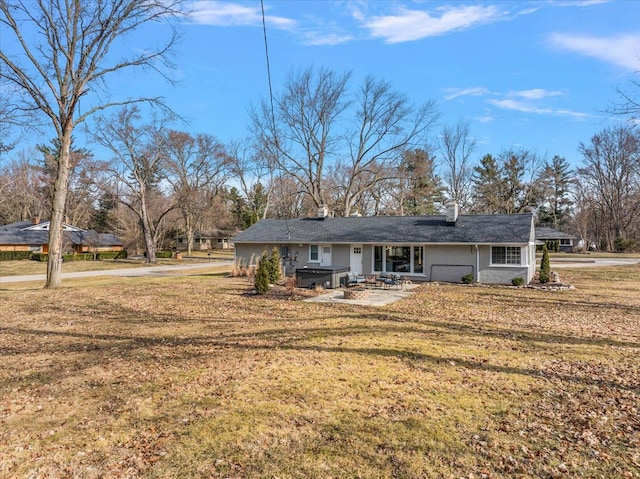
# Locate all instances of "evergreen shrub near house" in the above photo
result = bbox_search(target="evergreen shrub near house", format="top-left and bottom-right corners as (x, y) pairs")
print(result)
(156, 251), (173, 258)
(461, 273), (474, 284)
(539, 245), (551, 284)
(267, 247), (281, 284)
(254, 252), (270, 295)
(31, 253), (48, 262)
(512, 277), (525, 287)
(0, 251), (33, 261)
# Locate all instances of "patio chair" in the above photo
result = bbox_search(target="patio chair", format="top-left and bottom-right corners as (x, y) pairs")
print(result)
(379, 272), (403, 289)
(364, 274), (378, 288)
(346, 271), (367, 287)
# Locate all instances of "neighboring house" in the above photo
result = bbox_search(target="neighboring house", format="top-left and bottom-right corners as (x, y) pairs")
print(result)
(175, 231), (235, 251)
(233, 203), (537, 285)
(0, 218), (123, 254)
(535, 227), (576, 252)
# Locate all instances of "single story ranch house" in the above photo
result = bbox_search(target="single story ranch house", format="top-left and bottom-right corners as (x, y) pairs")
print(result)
(0, 218), (123, 254)
(233, 203), (537, 285)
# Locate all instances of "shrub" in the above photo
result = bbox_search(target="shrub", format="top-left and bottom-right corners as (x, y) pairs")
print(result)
(97, 250), (128, 260)
(512, 277), (525, 287)
(614, 238), (640, 253)
(254, 253), (270, 295)
(31, 253), (48, 262)
(284, 275), (297, 292)
(156, 251), (173, 258)
(461, 273), (474, 284)
(267, 247), (281, 284)
(539, 244), (550, 284)
(62, 253), (93, 261)
(0, 251), (33, 261)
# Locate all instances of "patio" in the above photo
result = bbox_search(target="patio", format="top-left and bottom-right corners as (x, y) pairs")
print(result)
(303, 283), (420, 307)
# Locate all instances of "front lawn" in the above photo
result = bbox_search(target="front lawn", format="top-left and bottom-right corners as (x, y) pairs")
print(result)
(1, 265), (638, 478)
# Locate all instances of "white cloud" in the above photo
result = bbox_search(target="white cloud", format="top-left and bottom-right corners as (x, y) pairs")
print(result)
(548, 33), (640, 71)
(514, 89), (563, 100)
(361, 5), (504, 43)
(189, 1), (296, 29)
(443, 87), (490, 101)
(475, 114), (495, 123)
(302, 32), (354, 46)
(488, 90), (589, 119)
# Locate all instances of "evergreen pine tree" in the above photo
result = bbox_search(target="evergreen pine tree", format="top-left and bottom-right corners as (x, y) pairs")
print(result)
(254, 253), (270, 294)
(539, 244), (551, 283)
(268, 247), (281, 283)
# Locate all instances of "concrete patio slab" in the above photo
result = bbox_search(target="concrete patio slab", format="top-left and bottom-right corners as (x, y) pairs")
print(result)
(303, 283), (420, 307)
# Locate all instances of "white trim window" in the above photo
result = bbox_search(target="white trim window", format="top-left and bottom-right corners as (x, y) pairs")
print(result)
(373, 245), (424, 274)
(491, 246), (522, 265)
(309, 244), (320, 262)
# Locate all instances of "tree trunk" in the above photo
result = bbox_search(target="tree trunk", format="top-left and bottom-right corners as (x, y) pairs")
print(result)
(140, 195), (157, 264)
(44, 133), (72, 289)
(185, 215), (193, 256)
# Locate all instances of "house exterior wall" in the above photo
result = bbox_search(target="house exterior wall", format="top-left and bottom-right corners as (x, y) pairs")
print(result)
(235, 243), (353, 276)
(424, 245), (476, 282)
(78, 245), (124, 253)
(0, 244), (32, 252)
(235, 241), (536, 285)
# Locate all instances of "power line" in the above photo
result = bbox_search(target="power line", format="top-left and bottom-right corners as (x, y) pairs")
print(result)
(260, 0), (277, 133)
(260, 0), (290, 240)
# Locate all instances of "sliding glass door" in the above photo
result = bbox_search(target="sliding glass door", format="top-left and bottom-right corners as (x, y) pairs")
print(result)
(373, 245), (424, 274)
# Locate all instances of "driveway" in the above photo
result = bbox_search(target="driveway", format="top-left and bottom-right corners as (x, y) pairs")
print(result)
(0, 260), (234, 284)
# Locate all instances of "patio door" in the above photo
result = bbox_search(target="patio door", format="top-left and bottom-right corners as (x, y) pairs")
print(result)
(350, 244), (363, 274)
(320, 245), (332, 266)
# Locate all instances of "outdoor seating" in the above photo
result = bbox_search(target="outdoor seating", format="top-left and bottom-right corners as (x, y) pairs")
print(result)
(378, 272), (403, 289)
(364, 274), (378, 288)
(345, 271), (367, 287)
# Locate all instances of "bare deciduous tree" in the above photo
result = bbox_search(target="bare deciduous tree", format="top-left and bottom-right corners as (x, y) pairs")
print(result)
(607, 69), (640, 122)
(577, 125), (640, 250)
(0, 0), (182, 287)
(439, 120), (477, 210)
(91, 107), (176, 263)
(339, 76), (440, 216)
(228, 140), (275, 223)
(163, 130), (229, 255)
(252, 66), (351, 210)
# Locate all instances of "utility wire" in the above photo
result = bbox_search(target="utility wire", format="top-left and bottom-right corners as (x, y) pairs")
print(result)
(260, 0), (290, 240)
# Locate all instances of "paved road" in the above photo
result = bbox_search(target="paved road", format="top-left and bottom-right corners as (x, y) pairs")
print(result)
(0, 260), (234, 284)
(550, 257), (639, 268)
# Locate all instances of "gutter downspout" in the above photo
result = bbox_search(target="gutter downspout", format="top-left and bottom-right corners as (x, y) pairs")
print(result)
(475, 244), (479, 283)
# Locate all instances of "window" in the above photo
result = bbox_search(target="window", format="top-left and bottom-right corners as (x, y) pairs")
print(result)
(353, 246), (362, 254)
(373, 245), (424, 274)
(413, 246), (424, 274)
(491, 246), (521, 265)
(560, 238), (572, 246)
(374, 246), (383, 271)
(386, 246), (410, 272)
(309, 244), (319, 262)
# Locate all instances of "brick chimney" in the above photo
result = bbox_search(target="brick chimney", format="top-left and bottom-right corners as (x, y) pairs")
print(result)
(445, 201), (459, 225)
(31, 216), (40, 225)
(317, 205), (329, 219)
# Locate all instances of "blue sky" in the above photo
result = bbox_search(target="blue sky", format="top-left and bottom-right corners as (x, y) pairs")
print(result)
(7, 0), (640, 168)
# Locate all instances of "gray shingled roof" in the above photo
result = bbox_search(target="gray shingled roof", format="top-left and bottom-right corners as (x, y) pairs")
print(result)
(233, 213), (534, 245)
(535, 227), (575, 240)
(0, 221), (123, 247)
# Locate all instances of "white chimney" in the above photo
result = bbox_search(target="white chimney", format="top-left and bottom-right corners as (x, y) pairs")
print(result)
(317, 205), (329, 219)
(445, 201), (458, 224)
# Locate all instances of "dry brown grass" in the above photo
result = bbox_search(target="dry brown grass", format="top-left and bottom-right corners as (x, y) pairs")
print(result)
(0, 265), (638, 478)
